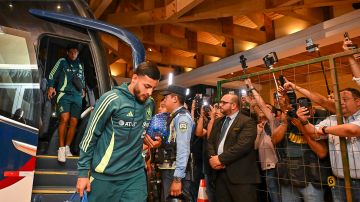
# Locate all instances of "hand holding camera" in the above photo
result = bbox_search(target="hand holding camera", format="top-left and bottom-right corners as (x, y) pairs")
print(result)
(296, 107), (310, 123)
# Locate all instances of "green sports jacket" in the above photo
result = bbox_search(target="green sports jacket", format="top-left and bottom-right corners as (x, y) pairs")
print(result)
(48, 58), (85, 95)
(77, 83), (154, 180)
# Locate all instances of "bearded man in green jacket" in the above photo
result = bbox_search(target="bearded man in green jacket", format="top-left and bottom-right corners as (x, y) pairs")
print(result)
(76, 62), (161, 202)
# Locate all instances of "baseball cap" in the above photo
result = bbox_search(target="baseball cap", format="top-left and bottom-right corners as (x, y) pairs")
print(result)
(161, 85), (187, 98)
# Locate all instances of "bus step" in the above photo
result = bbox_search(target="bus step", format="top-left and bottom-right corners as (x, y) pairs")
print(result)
(36, 155), (79, 171)
(33, 170), (78, 187)
(31, 186), (76, 202)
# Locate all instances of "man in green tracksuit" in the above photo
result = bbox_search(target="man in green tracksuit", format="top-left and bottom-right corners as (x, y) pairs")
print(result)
(47, 44), (85, 162)
(76, 62), (161, 202)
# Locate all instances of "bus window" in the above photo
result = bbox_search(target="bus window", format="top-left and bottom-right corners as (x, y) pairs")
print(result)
(0, 27), (39, 128)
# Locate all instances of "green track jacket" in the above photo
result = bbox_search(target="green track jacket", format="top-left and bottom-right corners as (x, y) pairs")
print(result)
(48, 58), (85, 95)
(77, 83), (154, 180)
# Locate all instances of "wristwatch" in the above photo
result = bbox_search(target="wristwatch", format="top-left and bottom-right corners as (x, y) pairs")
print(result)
(247, 88), (256, 93)
(300, 119), (309, 126)
(173, 176), (182, 182)
(321, 126), (328, 135)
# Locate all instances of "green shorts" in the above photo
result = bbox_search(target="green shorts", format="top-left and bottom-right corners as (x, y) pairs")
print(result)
(56, 92), (82, 119)
(87, 171), (147, 202)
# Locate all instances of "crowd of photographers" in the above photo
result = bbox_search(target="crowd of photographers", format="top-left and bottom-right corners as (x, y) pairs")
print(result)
(143, 38), (360, 202)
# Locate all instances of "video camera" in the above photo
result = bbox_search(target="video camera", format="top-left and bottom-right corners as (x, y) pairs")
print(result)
(344, 32), (360, 60)
(263, 52), (278, 68)
(344, 32), (358, 50)
(305, 38), (319, 53)
(279, 75), (297, 118)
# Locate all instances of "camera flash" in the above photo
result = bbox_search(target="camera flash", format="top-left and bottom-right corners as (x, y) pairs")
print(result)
(168, 73), (173, 86)
(241, 89), (247, 96)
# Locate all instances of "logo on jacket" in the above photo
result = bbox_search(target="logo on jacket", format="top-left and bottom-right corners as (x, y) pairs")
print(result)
(118, 120), (137, 127)
(146, 107), (152, 120)
(127, 111), (134, 117)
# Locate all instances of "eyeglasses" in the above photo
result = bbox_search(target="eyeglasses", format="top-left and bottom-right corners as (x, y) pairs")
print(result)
(220, 101), (232, 105)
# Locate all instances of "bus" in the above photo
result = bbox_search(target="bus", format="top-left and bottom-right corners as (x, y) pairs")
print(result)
(0, 1), (144, 201)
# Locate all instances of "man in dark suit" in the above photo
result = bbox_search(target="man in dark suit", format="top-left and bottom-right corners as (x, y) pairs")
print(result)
(208, 93), (260, 202)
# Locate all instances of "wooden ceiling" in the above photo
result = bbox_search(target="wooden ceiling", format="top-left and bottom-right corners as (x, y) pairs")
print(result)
(87, 0), (359, 79)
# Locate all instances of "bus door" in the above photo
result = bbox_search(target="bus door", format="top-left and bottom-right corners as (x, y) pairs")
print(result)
(0, 26), (40, 201)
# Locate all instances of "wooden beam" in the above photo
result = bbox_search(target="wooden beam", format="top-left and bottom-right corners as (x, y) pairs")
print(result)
(101, 33), (197, 67)
(224, 37), (234, 56)
(128, 27), (227, 57)
(144, 0), (155, 10)
(264, 14), (275, 41)
(147, 51), (197, 67)
(246, 13), (265, 28)
(278, 7), (325, 24)
(105, 0), (357, 26)
(185, 29), (197, 52)
(270, 0), (302, 7)
(165, 0), (204, 19)
(94, 0), (113, 19)
(89, 0), (102, 11)
(175, 19), (267, 43)
(185, 29), (203, 66)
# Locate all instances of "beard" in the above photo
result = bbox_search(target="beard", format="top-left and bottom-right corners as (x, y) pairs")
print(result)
(134, 83), (148, 103)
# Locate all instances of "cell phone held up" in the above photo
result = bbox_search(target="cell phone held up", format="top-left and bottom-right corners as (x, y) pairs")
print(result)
(298, 99), (311, 116)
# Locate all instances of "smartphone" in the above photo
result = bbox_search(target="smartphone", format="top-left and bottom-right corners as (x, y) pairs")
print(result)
(241, 89), (247, 97)
(279, 75), (285, 87)
(298, 99), (311, 115)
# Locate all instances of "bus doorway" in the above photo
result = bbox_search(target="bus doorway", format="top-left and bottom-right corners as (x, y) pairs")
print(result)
(36, 35), (99, 156)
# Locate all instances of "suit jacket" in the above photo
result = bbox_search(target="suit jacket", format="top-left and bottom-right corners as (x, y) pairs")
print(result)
(208, 111), (260, 184)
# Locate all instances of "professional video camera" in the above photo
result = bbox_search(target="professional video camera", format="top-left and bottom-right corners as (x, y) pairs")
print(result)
(279, 75), (297, 118)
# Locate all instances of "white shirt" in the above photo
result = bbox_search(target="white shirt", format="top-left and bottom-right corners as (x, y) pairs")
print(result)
(315, 110), (360, 179)
(217, 111), (239, 155)
(353, 77), (360, 86)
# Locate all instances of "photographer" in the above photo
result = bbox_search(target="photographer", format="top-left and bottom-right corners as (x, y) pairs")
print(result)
(298, 88), (360, 202)
(245, 78), (280, 202)
(195, 103), (223, 202)
(271, 87), (329, 202)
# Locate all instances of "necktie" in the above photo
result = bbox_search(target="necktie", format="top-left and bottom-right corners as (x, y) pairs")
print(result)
(219, 117), (231, 142)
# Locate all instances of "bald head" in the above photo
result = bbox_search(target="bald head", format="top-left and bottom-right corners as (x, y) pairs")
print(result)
(219, 94), (240, 116)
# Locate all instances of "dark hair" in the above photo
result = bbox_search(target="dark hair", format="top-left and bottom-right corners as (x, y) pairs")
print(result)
(66, 43), (79, 51)
(297, 97), (312, 105)
(177, 95), (185, 105)
(135, 61), (161, 80)
(341, 88), (360, 99)
(169, 94), (185, 105)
